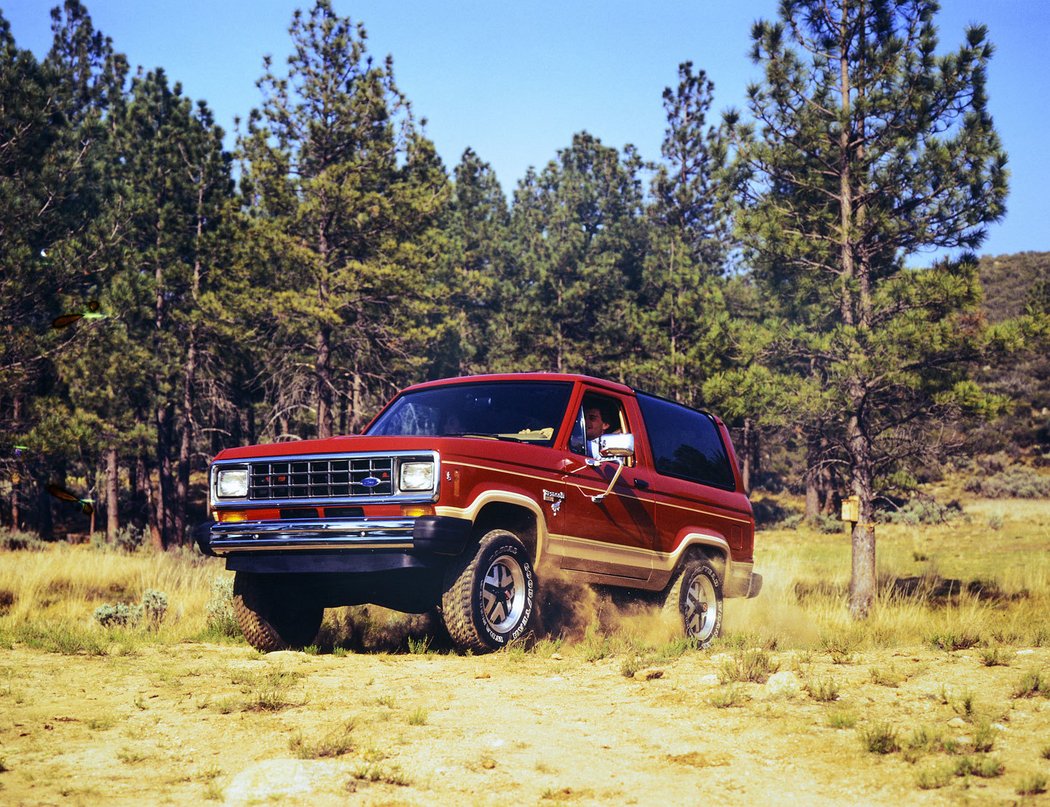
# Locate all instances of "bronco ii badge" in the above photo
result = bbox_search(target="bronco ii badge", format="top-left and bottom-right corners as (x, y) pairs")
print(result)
(542, 489), (565, 516)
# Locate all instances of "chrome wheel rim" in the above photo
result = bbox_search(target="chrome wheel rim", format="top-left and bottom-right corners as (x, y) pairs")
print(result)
(481, 555), (526, 634)
(684, 572), (718, 642)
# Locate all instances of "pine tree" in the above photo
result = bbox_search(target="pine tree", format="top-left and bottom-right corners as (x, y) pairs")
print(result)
(447, 148), (511, 374)
(733, 0), (1008, 616)
(635, 62), (733, 405)
(506, 132), (646, 377)
(239, 0), (450, 437)
(54, 67), (234, 548)
(0, 2), (127, 534)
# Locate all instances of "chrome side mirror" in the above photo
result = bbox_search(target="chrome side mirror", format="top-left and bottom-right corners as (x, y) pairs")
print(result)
(598, 433), (634, 460)
(590, 433), (634, 502)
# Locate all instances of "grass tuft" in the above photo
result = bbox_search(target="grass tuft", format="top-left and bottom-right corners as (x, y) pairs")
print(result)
(718, 648), (779, 684)
(709, 685), (750, 708)
(927, 630), (981, 652)
(1017, 773), (1048, 796)
(980, 646), (1012, 667)
(1011, 668), (1049, 699)
(915, 763), (953, 790)
(826, 708), (857, 729)
(349, 763), (411, 786)
(290, 720), (356, 758)
(803, 675), (840, 702)
(953, 756), (1005, 778)
(860, 723), (900, 754)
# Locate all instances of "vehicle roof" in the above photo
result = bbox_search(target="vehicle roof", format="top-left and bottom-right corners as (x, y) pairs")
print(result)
(402, 372), (635, 396)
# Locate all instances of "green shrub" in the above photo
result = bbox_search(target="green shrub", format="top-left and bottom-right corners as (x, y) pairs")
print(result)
(94, 589), (168, 630)
(965, 466), (1050, 498)
(204, 576), (239, 638)
(0, 528), (46, 551)
(94, 602), (142, 628)
(113, 526), (145, 553)
(141, 589), (168, 626)
(751, 498), (801, 530)
(882, 497), (962, 525)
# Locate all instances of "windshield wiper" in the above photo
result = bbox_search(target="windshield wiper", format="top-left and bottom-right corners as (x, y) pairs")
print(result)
(443, 432), (524, 443)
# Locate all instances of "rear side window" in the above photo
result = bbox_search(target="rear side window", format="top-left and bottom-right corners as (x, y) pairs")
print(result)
(636, 394), (736, 490)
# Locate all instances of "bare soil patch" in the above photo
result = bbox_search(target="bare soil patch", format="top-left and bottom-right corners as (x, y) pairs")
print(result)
(2, 642), (1048, 805)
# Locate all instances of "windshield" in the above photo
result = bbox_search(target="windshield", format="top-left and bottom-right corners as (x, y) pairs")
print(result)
(366, 381), (572, 446)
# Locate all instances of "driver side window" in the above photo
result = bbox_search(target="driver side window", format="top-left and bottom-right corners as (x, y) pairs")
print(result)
(571, 394), (626, 459)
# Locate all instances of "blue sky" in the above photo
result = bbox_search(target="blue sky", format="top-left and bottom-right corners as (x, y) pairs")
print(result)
(5, 0), (1049, 264)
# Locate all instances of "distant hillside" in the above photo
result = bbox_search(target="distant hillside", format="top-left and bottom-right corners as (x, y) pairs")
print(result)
(976, 251), (1050, 461)
(979, 251), (1050, 323)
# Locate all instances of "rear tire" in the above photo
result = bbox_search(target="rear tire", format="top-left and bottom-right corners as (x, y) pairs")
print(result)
(441, 529), (536, 654)
(662, 556), (723, 647)
(233, 572), (324, 652)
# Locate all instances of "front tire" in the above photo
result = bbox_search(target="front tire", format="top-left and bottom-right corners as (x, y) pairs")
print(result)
(233, 572), (324, 652)
(662, 556), (723, 647)
(442, 529), (536, 654)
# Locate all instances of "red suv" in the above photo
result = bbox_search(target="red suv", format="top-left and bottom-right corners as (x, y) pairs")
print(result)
(195, 373), (759, 653)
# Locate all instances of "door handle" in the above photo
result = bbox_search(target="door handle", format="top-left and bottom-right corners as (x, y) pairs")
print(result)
(633, 478), (650, 490)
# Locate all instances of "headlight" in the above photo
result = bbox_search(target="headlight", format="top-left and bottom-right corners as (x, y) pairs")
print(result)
(215, 468), (248, 498)
(399, 461), (434, 492)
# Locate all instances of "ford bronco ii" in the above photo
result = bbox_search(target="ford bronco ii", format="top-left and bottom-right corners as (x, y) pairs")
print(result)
(195, 373), (759, 653)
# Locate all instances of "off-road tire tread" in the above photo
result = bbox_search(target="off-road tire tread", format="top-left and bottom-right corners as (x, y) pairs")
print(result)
(661, 555), (723, 647)
(233, 572), (323, 653)
(442, 529), (532, 654)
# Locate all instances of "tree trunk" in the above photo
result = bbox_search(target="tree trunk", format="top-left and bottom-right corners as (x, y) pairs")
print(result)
(350, 368), (363, 434)
(37, 472), (53, 541)
(316, 325), (333, 438)
(315, 221), (334, 439)
(174, 187), (205, 546)
(106, 445), (119, 543)
(741, 418), (754, 495)
(133, 453), (150, 532)
(846, 406), (876, 619)
(10, 479), (19, 530)
(805, 472), (821, 522)
(146, 457), (164, 553)
(152, 400), (177, 550)
(11, 394), (21, 529)
(175, 339), (195, 545)
(804, 432), (828, 522)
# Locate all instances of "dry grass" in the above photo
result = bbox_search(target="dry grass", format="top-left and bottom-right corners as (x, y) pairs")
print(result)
(0, 543), (221, 644)
(0, 496), (1047, 657)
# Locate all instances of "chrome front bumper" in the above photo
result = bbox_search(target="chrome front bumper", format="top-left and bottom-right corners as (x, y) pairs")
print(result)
(205, 518), (416, 554)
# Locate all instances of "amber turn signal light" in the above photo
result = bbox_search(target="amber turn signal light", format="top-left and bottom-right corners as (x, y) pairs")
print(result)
(217, 510), (248, 523)
(400, 505), (435, 518)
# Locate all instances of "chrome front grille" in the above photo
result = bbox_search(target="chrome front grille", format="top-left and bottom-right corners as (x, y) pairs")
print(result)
(248, 457), (394, 499)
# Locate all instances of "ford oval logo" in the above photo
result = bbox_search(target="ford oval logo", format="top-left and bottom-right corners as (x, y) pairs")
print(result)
(361, 476), (381, 488)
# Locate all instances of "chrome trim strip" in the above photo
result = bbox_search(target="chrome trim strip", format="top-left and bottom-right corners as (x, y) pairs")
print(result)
(207, 518), (416, 554)
(212, 540), (414, 554)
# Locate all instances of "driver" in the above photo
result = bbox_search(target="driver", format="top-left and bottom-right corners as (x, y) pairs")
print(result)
(583, 402), (613, 458)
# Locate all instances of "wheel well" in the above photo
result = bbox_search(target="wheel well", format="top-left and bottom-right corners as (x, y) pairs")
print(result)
(471, 502), (538, 558)
(684, 543), (727, 581)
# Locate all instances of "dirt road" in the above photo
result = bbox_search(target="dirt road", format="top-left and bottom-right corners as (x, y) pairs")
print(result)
(2, 640), (1048, 805)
